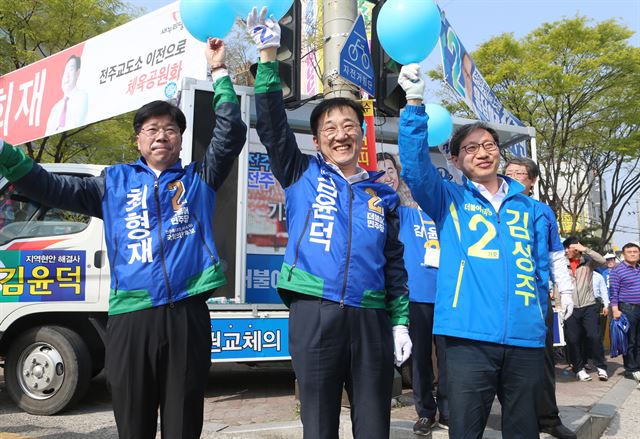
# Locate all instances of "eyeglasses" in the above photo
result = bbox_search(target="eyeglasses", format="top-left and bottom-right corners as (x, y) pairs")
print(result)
(459, 140), (499, 155)
(505, 171), (529, 178)
(319, 124), (359, 140)
(139, 126), (180, 137)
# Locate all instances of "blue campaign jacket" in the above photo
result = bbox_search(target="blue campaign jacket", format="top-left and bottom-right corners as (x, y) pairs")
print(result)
(0, 76), (247, 315)
(398, 105), (549, 348)
(254, 61), (409, 326)
(398, 206), (438, 303)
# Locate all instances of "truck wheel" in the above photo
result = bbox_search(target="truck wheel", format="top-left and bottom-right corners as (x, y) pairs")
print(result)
(5, 326), (92, 415)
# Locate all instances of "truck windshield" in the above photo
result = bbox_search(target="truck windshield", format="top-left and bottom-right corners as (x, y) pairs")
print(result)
(0, 180), (90, 246)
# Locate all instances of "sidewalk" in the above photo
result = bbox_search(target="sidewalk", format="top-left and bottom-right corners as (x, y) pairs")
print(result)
(204, 356), (638, 438)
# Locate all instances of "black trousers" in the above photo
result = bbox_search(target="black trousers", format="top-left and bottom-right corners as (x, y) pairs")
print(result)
(537, 298), (561, 428)
(446, 337), (544, 439)
(619, 302), (640, 373)
(289, 295), (394, 439)
(409, 302), (448, 420)
(105, 295), (212, 439)
(564, 303), (606, 373)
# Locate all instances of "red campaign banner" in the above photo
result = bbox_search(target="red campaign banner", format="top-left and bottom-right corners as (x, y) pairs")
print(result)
(0, 2), (206, 146)
(358, 99), (377, 171)
(0, 45), (85, 145)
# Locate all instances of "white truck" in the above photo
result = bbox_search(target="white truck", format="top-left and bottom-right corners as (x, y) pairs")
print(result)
(0, 79), (536, 415)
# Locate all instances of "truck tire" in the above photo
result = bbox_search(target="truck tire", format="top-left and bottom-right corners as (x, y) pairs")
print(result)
(5, 326), (92, 415)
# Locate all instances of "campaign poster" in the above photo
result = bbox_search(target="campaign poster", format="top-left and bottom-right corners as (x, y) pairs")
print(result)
(438, 9), (528, 157)
(0, 2), (206, 145)
(0, 250), (85, 302)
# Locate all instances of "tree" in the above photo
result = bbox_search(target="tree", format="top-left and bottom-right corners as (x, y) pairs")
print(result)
(431, 17), (640, 251)
(0, 0), (141, 164)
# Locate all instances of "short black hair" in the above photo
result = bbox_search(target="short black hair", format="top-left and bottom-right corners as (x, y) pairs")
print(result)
(563, 236), (580, 249)
(310, 97), (364, 137)
(376, 152), (398, 171)
(67, 55), (81, 70)
(449, 122), (499, 156)
(622, 242), (640, 252)
(504, 157), (539, 180)
(133, 100), (186, 135)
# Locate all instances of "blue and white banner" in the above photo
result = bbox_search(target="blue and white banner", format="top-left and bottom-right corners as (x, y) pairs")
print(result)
(210, 317), (290, 361)
(438, 9), (527, 157)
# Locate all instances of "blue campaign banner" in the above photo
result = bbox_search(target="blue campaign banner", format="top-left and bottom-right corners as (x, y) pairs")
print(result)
(245, 253), (284, 304)
(210, 317), (290, 361)
(438, 8), (528, 157)
(0, 250), (86, 302)
(339, 14), (375, 96)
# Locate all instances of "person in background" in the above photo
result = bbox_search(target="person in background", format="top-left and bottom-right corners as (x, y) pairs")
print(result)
(0, 38), (246, 438)
(599, 253), (619, 288)
(563, 237), (608, 382)
(398, 63), (553, 439)
(377, 152), (449, 435)
(248, 9), (410, 438)
(504, 157), (576, 439)
(610, 242), (640, 385)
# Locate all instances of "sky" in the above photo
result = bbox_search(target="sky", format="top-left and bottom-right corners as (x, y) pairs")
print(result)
(129, 0), (640, 247)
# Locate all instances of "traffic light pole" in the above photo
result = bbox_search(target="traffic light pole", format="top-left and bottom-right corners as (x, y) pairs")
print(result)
(323, 0), (359, 99)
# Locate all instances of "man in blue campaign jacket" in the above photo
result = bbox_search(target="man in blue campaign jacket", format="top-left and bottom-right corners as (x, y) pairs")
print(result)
(397, 64), (550, 439)
(246, 8), (409, 439)
(0, 39), (246, 439)
(377, 152), (449, 435)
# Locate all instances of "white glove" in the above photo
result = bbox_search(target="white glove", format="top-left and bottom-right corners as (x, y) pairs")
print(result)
(392, 325), (412, 366)
(398, 64), (425, 100)
(560, 291), (574, 320)
(246, 6), (281, 50)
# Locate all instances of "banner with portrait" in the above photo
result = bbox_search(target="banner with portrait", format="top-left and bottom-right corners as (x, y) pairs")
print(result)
(438, 9), (528, 157)
(0, 2), (206, 146)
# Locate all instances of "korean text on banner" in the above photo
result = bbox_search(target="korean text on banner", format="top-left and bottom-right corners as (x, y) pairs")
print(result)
(0, 1), (206, 146)
(438, 8), (527, 157)
(358, 99), (377, 171)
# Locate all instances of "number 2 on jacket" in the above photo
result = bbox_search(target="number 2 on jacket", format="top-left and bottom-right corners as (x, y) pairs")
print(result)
(467, 214), (499, 259)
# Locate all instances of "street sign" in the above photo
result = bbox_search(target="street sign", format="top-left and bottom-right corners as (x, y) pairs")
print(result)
(339, 14), (374, 96)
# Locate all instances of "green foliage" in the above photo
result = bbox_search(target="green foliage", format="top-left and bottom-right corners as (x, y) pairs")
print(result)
(431, 16), (639, 245)
(1, 0), (141, 164)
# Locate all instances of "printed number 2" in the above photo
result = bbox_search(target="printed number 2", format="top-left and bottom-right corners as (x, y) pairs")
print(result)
(167, 180), (185, 211)
(467, 214), (499, 259)
(365, 188), (383, 214)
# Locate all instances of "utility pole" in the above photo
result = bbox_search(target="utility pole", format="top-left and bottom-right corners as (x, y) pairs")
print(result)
(323, 0), (359, 99)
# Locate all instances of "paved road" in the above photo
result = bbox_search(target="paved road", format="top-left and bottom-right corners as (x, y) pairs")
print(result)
(0, 362), (297, 438)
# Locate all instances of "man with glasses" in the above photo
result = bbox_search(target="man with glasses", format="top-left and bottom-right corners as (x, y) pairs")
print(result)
(246, 8), (410, 438)
(397, 63), (552, 439)
(0, 38), (246, 438)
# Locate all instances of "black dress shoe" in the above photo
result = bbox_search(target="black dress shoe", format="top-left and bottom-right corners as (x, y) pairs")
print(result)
(413, 417), (436, 436)
(540, 423), (577, 439)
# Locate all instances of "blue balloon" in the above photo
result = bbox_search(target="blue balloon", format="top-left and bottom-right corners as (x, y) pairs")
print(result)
(425, 103), (453, 146)
(376, 0), (442, 64)
(180, 0), (237, 42)
(231, 0), (294, 21)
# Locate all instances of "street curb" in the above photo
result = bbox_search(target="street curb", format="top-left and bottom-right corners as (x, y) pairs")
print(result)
(208, 376), (637, 438)
(577, 376), (637, 439)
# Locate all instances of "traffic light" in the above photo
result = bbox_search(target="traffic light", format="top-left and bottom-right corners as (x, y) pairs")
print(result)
(250, 2), (301, 106)
(370, 0), (406, 116)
